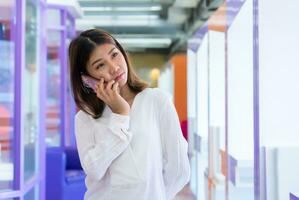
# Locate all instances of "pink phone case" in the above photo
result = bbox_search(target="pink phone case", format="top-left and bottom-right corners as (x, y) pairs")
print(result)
(81, 75), (99, 91)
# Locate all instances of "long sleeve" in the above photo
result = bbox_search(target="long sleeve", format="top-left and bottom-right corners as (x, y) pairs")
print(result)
(159, 96), (191, 200)
(75, 112), (132, 181)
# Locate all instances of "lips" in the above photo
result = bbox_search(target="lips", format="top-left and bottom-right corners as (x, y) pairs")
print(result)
(114, 72), (125, 81)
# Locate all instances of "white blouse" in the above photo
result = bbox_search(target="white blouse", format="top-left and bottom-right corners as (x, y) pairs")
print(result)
(75, 88), (190, 200)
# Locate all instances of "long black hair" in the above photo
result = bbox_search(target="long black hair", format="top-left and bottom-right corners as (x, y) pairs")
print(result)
(68, 29), (148, 118)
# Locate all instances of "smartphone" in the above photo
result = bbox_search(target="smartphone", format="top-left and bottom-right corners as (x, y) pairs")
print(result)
(81, 75), (99, 91)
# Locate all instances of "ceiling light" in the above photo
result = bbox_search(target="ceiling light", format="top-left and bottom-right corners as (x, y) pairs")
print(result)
(76, 18), (165, 27)
(117, 38), (172, 48)
(82, 6), (162, 12)
(85, 15), (159, 20)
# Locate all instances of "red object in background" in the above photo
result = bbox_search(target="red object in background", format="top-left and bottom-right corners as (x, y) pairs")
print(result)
(0, 20), (11, 40)
(0, 106), (11, 151)
(180, 120), (188, 140)
(0, 106), (10, 135)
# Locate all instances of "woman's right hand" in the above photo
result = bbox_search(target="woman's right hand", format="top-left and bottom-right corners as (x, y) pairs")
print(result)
(95, 78), (130, 115)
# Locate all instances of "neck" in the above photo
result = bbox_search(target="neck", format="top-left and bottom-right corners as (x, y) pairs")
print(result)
(120, 84), (135, 105)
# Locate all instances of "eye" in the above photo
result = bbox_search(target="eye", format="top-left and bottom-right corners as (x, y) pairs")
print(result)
(96, 63), (105, 69)
(111, 52), (118, 58)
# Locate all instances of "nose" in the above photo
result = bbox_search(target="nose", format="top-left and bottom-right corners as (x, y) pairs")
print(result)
(108, 60), (120, 74)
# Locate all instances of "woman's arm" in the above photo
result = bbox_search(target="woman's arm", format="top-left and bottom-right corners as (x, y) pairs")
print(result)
(75, 112), (132, 181)
(159, 96), (191, 200)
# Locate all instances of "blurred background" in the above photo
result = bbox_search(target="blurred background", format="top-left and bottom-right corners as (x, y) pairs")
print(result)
(0, 0), (299, 200)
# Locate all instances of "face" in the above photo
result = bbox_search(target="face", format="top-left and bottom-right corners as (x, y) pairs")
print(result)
(86, 43), (128, 87)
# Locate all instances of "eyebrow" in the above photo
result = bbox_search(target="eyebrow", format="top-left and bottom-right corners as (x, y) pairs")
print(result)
(91, 47), (116, 67)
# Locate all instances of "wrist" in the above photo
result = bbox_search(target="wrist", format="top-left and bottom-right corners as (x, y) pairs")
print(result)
(111, 108), (129, 116)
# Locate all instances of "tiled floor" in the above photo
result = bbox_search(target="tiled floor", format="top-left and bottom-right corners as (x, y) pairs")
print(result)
(174, 185), (197, 200)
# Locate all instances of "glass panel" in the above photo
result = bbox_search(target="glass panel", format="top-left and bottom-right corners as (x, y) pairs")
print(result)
(66, 34), (76, 146)
(196, 34), (209, 200)
(259, 0), (299, 199)
(208, 30), (226, 199)
(186, 49), (197, 195)
(227, 0), (254, 199)
(24, 185), (38, 200)
(65, 74), (72, 146)
(0, 0), (15, 191)
(65, 38), (71, 146)
(46, 30), (61, 147)
(66, 16), (73, 38)
(24, 0), (39, 181)
(46, 9), (60, 29)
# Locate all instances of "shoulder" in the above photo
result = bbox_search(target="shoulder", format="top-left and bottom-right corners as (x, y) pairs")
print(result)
(151, 87), (172, 101)
(75, 110), (93, 124)
(145, 87), (173, 106)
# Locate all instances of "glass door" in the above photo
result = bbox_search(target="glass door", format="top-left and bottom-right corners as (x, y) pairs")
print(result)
(24, 0), (40, 184)
(0, 0), (45, 199)
(45, 7), (76, 148)
(0, 0), (16, 193)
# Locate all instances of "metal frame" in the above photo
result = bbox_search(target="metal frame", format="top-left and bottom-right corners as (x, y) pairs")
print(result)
(252, 0), (260, 199)
(60, 8), (67, 147)
(14, 0), (25, 196)
(39, 0), (47, 199)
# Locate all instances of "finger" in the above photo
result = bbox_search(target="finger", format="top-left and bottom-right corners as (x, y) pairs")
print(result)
(97, 78), (104, 91)
(97, 78), (106, 93)
(106, 80), (115, 96)
(106, 80), (115, 90)
(95, 85), (104, 99)
(112, 81), (119, 93)
(97, 78), (109, 100)
(94, 84), (98, 92)
(96, 91), (105, 101)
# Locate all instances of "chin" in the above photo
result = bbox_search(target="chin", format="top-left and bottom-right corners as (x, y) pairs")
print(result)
(118, 78), (127, 87)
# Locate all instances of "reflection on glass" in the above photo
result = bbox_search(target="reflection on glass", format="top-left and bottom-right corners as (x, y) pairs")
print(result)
(227, 0), (254, 199)
(196, 34), (209, 200)
(207, 30), (226, 199)
(186, 49), (197, 195)
(65, 38), (73, 146)
(24, 0), (38, 182)
(24, 185), (38, 200)
(46, 9), (76, 147)
(66, 17), (72, 38)
(46, 31), (61, 146)
(0, 0), (15, 192)
(46, 9), (60, 29)
(258, 1), (299, 199)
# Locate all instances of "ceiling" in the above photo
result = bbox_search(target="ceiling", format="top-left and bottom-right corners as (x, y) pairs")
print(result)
(76, 0), (224, 55)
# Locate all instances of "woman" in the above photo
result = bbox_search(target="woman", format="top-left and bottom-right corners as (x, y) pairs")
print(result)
(68, 28), (190, 200)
